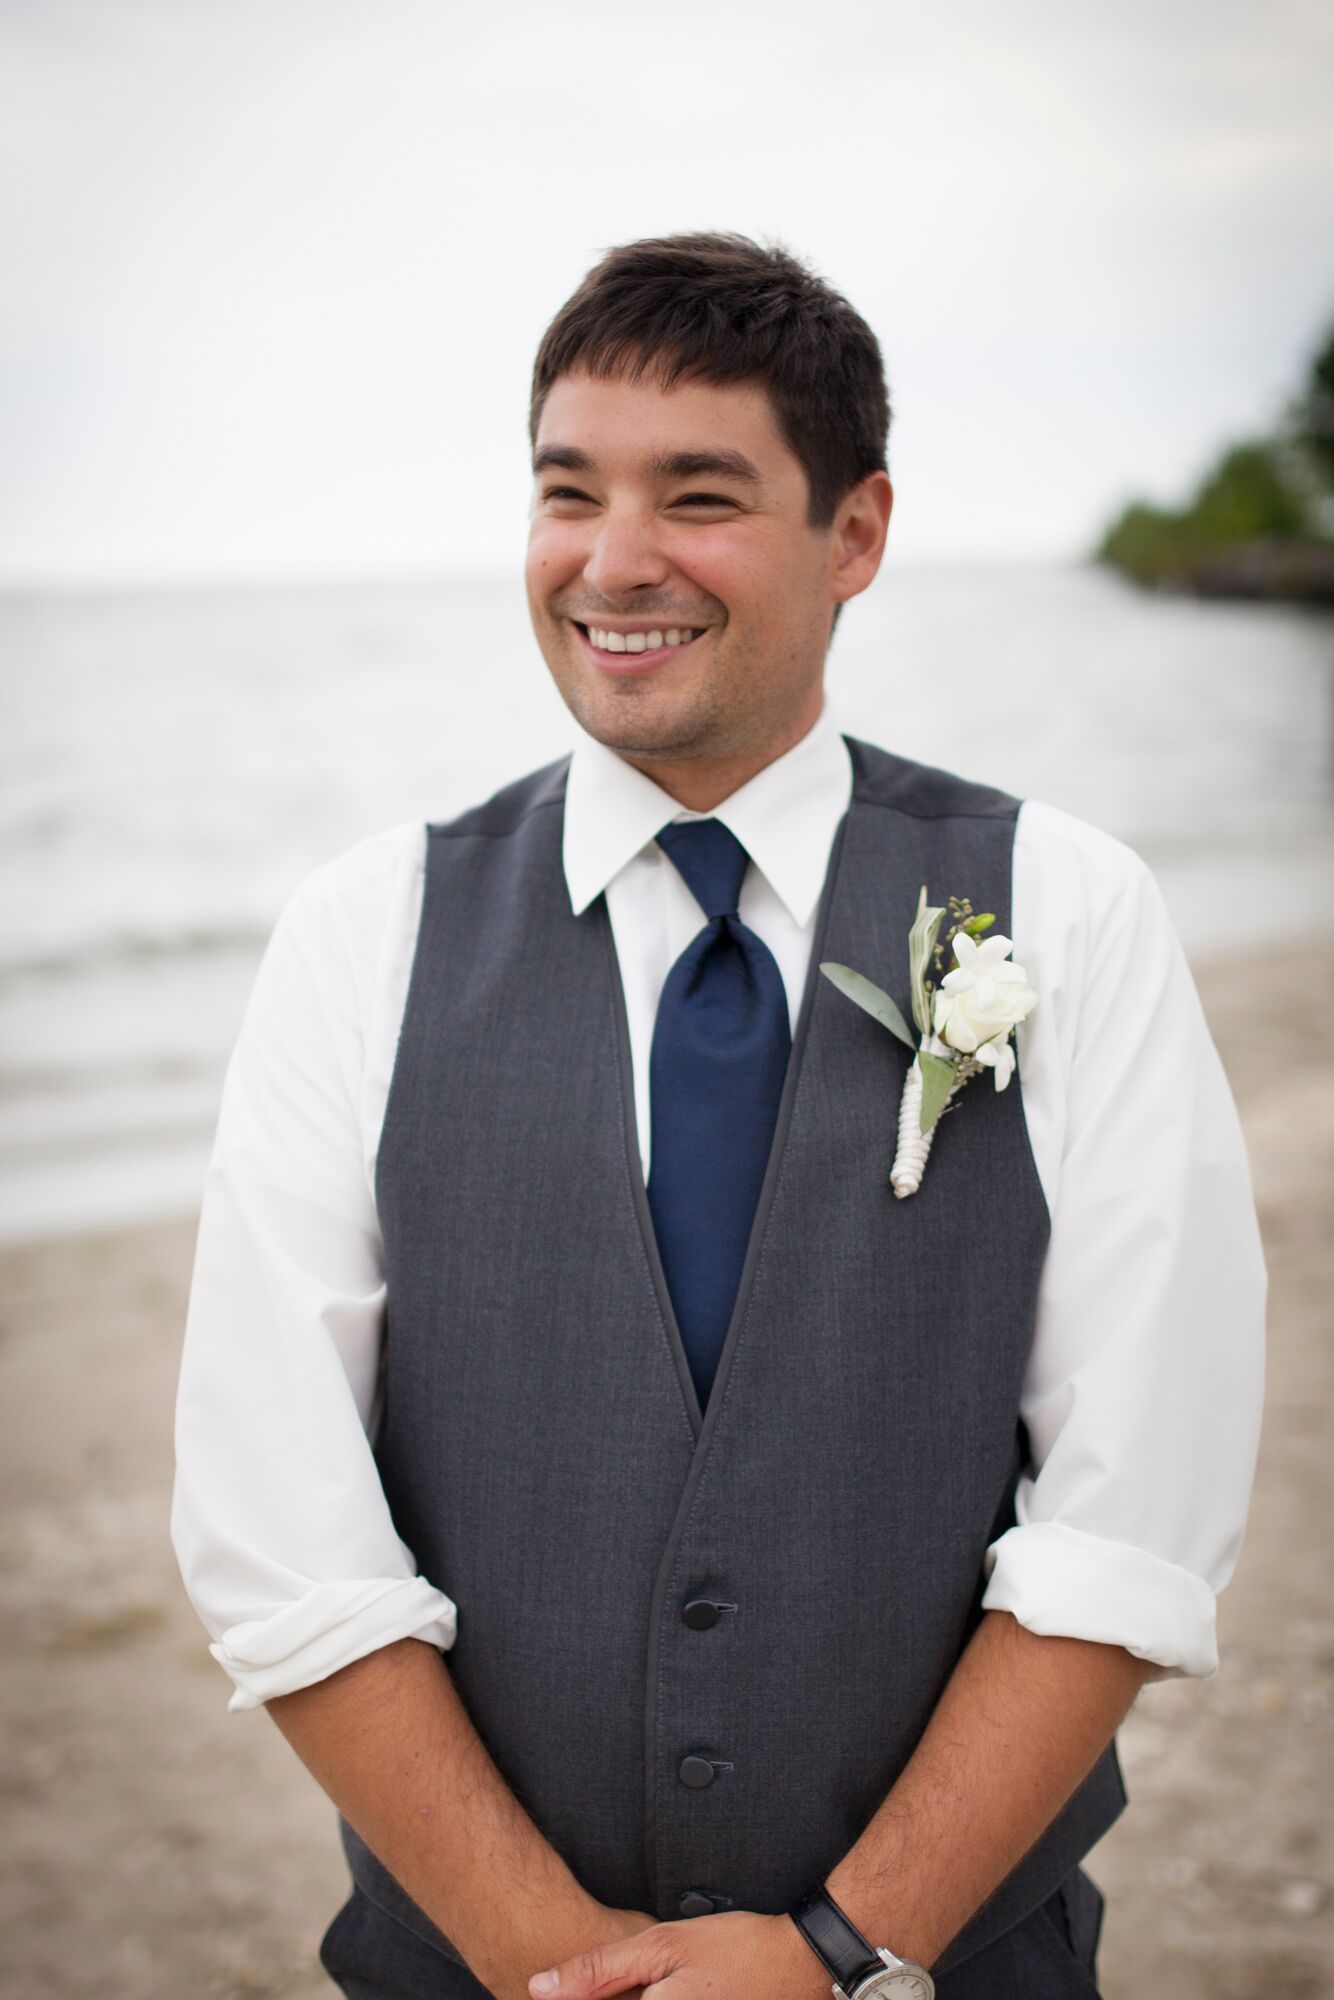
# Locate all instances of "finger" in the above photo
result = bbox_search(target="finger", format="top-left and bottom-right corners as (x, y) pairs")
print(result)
(530, 1929), (677, 2000)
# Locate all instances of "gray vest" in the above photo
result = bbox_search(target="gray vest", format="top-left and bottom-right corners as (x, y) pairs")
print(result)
(342, 736), (1124, 1982)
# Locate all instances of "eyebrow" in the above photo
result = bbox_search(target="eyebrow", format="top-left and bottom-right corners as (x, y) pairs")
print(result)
(531, 444), (762, 484)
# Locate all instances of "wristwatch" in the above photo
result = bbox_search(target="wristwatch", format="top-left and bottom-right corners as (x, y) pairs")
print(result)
(788, 1886), (934, 2000)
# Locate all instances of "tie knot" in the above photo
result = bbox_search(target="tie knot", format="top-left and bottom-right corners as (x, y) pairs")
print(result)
(656, 818), (751, 921)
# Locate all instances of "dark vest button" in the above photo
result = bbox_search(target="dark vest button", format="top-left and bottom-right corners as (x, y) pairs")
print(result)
(678, 1755), (717, 1788)
(682, 1598), (721, 1628)
(679, 1891), (718, 1917)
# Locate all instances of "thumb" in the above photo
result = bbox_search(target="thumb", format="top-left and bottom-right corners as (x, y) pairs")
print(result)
(530, 1928), (674, 1999)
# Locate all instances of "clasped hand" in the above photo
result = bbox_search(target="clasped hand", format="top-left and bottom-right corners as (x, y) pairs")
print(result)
(528, 1908), (827, 2000)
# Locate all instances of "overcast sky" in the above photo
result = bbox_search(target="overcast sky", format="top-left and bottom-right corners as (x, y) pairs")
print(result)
(2, 0), (1332, 585)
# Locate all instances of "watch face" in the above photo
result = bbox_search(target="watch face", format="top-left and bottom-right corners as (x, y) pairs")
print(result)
(855, 1974), (932, 2000)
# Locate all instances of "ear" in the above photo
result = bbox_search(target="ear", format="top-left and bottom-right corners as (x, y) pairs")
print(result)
(831, 471), (893, 605)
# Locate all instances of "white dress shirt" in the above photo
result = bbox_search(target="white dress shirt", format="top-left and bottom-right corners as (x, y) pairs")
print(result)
(171, 702), (1266, 1713)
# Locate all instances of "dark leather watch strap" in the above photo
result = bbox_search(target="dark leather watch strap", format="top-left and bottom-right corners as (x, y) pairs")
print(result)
(788, 1886), (884, 1998)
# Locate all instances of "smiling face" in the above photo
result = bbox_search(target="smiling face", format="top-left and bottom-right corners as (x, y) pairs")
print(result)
(525, 366), (891, 807)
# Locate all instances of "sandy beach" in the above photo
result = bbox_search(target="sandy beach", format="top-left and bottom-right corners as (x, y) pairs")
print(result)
(1, 939), (1330, 2000)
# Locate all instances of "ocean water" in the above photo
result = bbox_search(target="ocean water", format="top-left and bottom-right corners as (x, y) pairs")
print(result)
(2, 563), (1332, 1246)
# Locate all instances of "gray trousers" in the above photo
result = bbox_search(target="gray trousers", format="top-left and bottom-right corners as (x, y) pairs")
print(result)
(319, 1870), (1105, 1999)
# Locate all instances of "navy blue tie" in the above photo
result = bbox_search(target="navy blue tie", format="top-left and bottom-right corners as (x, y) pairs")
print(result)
(647, 820), (792, 1411)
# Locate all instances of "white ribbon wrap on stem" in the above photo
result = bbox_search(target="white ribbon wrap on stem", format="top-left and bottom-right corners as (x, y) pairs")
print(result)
(890, 1042), (983, 1199)
(890, 1055), (950, 1198)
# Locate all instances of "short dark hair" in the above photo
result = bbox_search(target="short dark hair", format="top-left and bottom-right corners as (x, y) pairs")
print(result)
(529, 231), (891, 527)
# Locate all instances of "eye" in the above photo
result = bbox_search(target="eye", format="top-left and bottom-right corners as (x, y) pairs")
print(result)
(674, 492), (737, 509)
(541, 485), (596, 504)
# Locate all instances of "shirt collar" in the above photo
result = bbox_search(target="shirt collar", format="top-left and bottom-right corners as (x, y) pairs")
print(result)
(562, 699), (853, 928)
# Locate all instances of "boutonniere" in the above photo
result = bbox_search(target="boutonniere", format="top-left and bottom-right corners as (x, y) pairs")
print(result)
(820, 887), (1039, 1198)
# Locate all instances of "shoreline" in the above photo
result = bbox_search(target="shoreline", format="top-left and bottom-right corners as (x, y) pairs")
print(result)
(7, 918), (1333, 1259)
(1, 939), (1331, 1997)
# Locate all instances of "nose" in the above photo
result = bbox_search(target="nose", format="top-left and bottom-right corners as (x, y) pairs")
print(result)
(581, 503), (672, 602)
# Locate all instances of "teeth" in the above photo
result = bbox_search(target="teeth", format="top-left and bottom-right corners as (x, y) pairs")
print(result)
(587, 626), (700, 651)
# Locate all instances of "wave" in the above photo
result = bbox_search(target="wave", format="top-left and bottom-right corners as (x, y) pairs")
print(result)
(0, 922), (271, 983)
(0, 1051), (222, 1097)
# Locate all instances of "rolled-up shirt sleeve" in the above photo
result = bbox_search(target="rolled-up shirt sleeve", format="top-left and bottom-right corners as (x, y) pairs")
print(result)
(170, 830), (457, 1712)
(982, 803), (1266, 1678)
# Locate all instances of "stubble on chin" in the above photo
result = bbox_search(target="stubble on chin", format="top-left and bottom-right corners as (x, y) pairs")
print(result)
(562, 674), (730, 764)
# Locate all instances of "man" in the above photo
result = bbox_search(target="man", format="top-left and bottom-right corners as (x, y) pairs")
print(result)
(172, 233), (1265, 1999)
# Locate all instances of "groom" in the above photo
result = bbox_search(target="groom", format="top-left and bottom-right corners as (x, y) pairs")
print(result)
(172, 233), (1265, 2000)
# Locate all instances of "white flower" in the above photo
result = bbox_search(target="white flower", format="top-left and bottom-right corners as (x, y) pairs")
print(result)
(825, 891), (1040, 1198)
(973, 1034), (1017, 1091)
(930, 930), (1037, 1086)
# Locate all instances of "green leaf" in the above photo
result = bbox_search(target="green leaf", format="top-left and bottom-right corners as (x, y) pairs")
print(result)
(962, 912), (996, 937)
(917, 1051), (958, 1135)
(819, 962), (916, 1050)
(907, 886), (945, 1038)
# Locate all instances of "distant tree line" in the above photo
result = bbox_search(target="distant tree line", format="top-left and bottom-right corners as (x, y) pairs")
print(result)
(1096, 322), (1334, 602)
